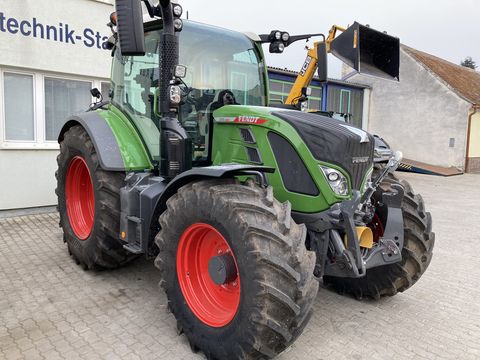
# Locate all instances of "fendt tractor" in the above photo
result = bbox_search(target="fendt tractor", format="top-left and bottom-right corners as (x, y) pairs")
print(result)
(56, 1), (434, 359)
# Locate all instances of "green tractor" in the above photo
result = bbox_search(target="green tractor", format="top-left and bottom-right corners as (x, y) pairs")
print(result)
(56, 1), (434, 359)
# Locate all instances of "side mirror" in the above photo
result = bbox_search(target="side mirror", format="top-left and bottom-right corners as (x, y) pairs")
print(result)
(90, 88), (102, 99)
(115, 0), (146, 56)
(316, 42), (328, 83)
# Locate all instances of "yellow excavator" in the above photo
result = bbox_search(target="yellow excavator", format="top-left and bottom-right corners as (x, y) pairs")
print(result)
(282, 22), (400, 108)
(262, 22), (400, 164)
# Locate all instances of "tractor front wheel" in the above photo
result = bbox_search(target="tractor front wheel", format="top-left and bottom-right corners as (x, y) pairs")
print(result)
(324, 173), (435, 299)
(56, 125), (135, 270)
(155, 179), (318, 359)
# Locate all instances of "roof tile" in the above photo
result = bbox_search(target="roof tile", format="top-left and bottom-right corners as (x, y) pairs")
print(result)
(403, 45), (480, 105)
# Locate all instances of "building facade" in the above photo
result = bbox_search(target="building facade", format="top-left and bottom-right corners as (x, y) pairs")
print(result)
(0, 0), (114, 210)
(346, 46), (480, 172)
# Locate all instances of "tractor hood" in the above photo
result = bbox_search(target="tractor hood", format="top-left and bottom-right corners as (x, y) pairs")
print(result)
(213, 105), (374, 190)
(270, 110), (374, 190)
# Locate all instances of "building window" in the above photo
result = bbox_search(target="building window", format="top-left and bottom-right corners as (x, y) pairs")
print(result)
(44, 77), (92, 141)
(339, 89), (352, 114)
(3, 72), (35, 141)
(101, 82), (111, 100)
(327, 86), (363, 127)
(307, 87), (322, 111)
(269, 79), (293, 103)
(268, 79), (322, 110)
(1, 68), (108, 148)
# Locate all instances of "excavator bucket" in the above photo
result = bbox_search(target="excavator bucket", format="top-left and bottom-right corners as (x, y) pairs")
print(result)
(330, 22), (400, 80)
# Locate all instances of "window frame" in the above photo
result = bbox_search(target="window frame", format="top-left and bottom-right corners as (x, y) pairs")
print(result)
(268, 79), (322, 110)
(43, 74), (94, 143)
(339, 89), (352, 114)
(0, 66), (108, 150)
(0, 69), (37, 145)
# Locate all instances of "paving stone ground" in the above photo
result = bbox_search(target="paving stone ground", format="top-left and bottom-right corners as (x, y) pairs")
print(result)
(1, 172), (479, 360)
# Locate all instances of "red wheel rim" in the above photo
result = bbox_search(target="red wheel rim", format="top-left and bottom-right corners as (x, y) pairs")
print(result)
(65, 156), (95, 240)
(176, 223), (240, 327)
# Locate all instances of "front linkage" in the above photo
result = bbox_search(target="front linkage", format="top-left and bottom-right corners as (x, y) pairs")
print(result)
(298, 152), (405, 279)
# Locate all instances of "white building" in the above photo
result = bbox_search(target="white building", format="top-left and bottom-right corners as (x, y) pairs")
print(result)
(346, 45), (480, 173)
(0, 0), (114, 210)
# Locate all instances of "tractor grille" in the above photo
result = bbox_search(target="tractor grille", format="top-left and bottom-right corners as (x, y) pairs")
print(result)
(239, 128), (256, 143)
(272, 111), (374, 190)
(245, 147), (262, 164)
(268, 132), (319, 196)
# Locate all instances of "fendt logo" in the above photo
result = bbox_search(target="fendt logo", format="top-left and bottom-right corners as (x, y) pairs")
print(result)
(352, 156), (369, 164)
(234, 116), (268, 124)
(216, 116), (268, 125)
(0, 12), (110, 50)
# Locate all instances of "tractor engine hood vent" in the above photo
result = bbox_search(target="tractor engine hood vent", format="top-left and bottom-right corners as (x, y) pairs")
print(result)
(272, 111), (374, 190)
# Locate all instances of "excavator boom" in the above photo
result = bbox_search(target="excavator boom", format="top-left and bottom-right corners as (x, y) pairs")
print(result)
(284, 23), (399, 107)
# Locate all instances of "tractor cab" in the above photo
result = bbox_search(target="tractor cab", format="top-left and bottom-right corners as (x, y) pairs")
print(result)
(110, 20), (267, 166)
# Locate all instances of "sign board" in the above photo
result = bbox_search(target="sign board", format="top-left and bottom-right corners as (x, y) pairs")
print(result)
(0, 0), (114, 78)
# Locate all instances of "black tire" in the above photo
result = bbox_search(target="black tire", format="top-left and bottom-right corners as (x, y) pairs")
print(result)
(155, 179), (319, 360)
(324, 172), (435, 299)
(56, 125), (135, 270)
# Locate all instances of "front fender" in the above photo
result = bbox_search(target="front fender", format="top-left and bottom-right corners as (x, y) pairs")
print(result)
(120, 164), (275, 255)
(58, 108), (153, 172)
(156, 164), (275, 213)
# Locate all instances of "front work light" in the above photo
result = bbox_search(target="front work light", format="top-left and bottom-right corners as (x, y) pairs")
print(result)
(173, 4), (183, 17)
(174, 65), (187, 78)
(321, 166), (349, 196)
(269, 41), (285, 53)
(174, 19), (183, 31)
(169, 85), (182, 104)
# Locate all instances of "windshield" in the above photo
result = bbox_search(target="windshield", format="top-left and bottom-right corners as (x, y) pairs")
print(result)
(111, 21), (267, 162)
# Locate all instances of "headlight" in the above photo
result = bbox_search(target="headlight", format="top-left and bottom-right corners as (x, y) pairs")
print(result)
(274, 31), (282, 40)
(321, 166), (349, 196)
(281, 32), (290, 42)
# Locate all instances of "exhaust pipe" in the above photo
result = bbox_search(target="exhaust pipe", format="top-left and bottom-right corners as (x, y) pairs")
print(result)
(157, 0), (178, 115)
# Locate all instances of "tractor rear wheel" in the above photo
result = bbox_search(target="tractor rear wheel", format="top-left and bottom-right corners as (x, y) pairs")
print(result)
(155, 179), (318, 359)
(56, 125), (135, 270)
(324, 172), (434, 299)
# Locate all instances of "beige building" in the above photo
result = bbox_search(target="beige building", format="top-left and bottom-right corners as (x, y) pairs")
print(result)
(346, 45), (480, 173)
(0, 0), (114, 210)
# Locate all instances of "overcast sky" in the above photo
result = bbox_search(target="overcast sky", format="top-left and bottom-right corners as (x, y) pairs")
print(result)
(178, 0), (479, 79)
